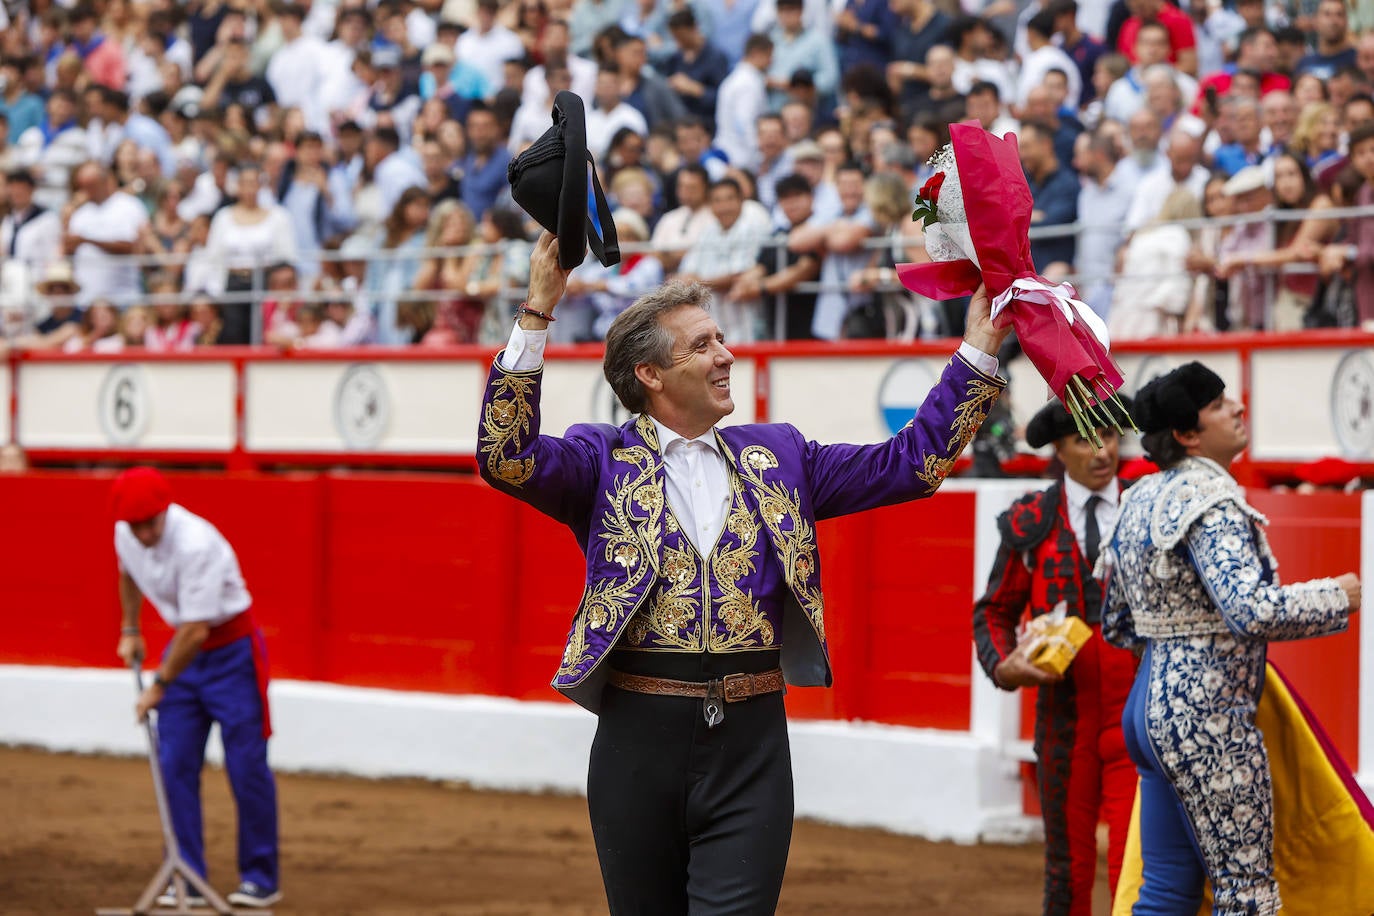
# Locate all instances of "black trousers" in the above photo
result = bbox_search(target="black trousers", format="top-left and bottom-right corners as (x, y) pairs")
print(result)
(588, 649), (794, 916)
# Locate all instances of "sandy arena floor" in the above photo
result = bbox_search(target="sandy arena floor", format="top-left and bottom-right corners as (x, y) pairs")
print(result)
(0, 745), (1107, 915)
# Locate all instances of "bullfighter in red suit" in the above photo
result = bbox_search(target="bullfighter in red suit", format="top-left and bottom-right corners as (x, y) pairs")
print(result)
(972, 400), (1138, 916)
(479, 233), (1010, 915)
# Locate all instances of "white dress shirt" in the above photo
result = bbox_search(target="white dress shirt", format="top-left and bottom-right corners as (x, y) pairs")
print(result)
(652, 419), (731, 554)
(115, 504), (252, 629)
(1062, 474), (1119, 564)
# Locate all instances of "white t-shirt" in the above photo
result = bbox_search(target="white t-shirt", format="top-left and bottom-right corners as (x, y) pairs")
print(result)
(266, 35), (331, 134)
(115, 503), (252, 628)
(68, 191), (149, 306)
(454, 24), (525, 98)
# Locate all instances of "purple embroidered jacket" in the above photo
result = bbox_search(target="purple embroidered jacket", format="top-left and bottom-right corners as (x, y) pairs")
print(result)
(478, 352), (1004, 712)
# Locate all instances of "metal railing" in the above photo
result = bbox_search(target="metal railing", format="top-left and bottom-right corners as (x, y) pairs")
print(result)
(5, 201), (1374, 346)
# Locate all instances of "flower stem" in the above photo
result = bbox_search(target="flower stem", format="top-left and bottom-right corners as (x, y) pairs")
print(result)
(1063, 384), (1103, 449)
(1094, 377), (1140, 432)
(1071, 376), (1114, 436)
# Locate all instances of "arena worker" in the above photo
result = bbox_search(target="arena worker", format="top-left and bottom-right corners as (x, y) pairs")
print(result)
(112, 467), (281, 909)
(973, 398), (1138, 915)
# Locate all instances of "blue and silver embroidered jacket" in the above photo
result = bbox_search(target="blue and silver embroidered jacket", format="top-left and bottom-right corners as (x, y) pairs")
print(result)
(1100, 455), (1349, 915)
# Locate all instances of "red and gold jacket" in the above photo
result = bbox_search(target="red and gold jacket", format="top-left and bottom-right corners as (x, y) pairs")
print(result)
(972, 480), (1106, 685)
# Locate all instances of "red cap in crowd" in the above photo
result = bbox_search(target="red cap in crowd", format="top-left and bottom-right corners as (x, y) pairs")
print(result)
(1294, 457), (1361, 488)
(111, 467), (172, 523)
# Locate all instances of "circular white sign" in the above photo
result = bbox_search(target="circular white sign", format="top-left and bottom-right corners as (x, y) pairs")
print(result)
(97, 364), (149, 445)
(1330, 350), (1374, 458)
(877, 359), (937, 435)
(333, 364), (390, 450)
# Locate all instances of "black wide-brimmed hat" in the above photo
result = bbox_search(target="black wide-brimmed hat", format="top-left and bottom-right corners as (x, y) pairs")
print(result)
(507, 90), (619, 270)
(1026, 395), (1134, 449)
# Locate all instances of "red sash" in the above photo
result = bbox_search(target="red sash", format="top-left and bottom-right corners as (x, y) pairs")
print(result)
(203, 609), (273, 739)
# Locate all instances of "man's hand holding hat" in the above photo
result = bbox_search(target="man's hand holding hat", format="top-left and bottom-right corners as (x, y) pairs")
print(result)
(520, 232), (572, 329)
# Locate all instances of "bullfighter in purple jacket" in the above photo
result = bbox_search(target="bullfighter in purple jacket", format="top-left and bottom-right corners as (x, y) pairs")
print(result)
(478, 232), (1011, 915)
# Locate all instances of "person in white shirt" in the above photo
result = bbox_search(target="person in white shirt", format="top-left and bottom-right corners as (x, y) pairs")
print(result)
(264, 2), (331, 135)
(1123, 124), (1210, 233)
(586, 66), (649, 160)
(477, 231), (1009, 916)
(650, 163), (718, 272)
(16, 89), (90, 211)
(522, 19), (600, 111)
(111, 467), (282, 910)
(455, 0), (527, 98)
(1017, 10), (1082, 111)
(0, 169), (61, 279)
(714, 35), (772, 172)
(63, 162), (149, 306)
(677, 176), (773, 340)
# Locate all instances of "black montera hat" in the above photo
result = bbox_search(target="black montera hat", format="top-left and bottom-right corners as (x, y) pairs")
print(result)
(1133, 362), (1225, 435)
(1026, 394), (1134, 448)
(507, 90), (619, 270)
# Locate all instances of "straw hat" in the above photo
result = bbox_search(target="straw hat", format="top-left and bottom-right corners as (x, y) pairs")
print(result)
(34, 261), (80, 295)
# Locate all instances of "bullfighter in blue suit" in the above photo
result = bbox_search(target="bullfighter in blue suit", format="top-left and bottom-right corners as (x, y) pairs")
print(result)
(1101, 362), (1361, 916)
(477, 232), (1011, 915)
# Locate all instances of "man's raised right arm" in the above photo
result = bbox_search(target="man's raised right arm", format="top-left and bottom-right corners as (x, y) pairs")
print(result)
(479, 233), (599, 523)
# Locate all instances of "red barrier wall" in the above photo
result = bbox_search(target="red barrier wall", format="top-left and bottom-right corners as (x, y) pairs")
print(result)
(1248, 489), (1363, 764)
(0, 473), (1358, 759)
(0, 472), (977, 729)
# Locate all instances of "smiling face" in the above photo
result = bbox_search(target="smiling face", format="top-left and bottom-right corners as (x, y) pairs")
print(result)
(636, 306), (735, 438)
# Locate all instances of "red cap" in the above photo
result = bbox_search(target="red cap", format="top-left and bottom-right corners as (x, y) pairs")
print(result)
(1294, 457), (1361, 488)
(111, 467), (172, 523)
(1118, 457), (1159, 481)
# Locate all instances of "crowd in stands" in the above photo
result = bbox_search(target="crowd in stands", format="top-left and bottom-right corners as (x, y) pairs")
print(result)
(3, 0), (1374, 353)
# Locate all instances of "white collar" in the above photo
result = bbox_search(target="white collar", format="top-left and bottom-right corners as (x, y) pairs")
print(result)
(650, 416), (723, 457)
(1063, 475), (1119, 512)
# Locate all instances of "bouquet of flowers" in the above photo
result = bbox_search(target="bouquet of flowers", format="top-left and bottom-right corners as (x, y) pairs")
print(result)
(899, 122), (1135, 447)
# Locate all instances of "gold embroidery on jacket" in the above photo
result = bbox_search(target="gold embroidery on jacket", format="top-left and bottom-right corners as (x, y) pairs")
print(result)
(947, 376), (1003, 451)
(914, 370), (1003, 490)
(626, 544), (701, 648)
(558, 445), (664, 676)
(737, 444), (826, 642)
(710, 478), (772, 650)
(480, 374), (538, 486)
(626, 470), (775, 651)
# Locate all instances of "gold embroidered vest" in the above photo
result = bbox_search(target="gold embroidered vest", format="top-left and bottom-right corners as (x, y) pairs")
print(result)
(619, 469), (787, 653)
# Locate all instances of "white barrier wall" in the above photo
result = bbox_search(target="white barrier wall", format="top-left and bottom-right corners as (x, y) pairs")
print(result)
(1, 361), (10, 445)
(1251, 347), (1374, 461)
(769, 356), (949, 443)
(12, 344), (1374, 467)
(244, 361), (486, 454)
(17, 361), (236, 450)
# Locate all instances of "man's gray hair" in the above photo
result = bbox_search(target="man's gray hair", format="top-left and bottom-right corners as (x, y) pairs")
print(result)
(603, 280), (713, 414)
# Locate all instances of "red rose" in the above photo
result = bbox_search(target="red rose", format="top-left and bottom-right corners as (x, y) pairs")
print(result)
(919, 172), (945, 208)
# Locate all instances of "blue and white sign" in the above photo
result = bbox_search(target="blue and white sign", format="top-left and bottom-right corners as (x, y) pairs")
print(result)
(877, 360), (938, 435)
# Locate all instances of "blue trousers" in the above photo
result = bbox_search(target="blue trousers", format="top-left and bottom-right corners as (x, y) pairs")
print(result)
(157, 635), (278, 892)
(1122, 644), (1206, 915)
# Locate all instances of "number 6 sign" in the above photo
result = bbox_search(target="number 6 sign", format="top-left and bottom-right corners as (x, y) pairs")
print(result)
(98, 364), (149, 445)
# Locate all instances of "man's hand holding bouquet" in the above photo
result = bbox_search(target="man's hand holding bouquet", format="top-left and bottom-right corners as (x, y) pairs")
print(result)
(899, 122), (1135, 447)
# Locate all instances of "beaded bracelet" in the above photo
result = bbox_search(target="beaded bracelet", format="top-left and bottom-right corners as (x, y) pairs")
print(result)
(516, 303), (556, 323)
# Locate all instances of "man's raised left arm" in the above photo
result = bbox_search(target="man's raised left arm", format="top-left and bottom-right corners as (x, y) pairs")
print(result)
(806, 284), (1012, 519)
